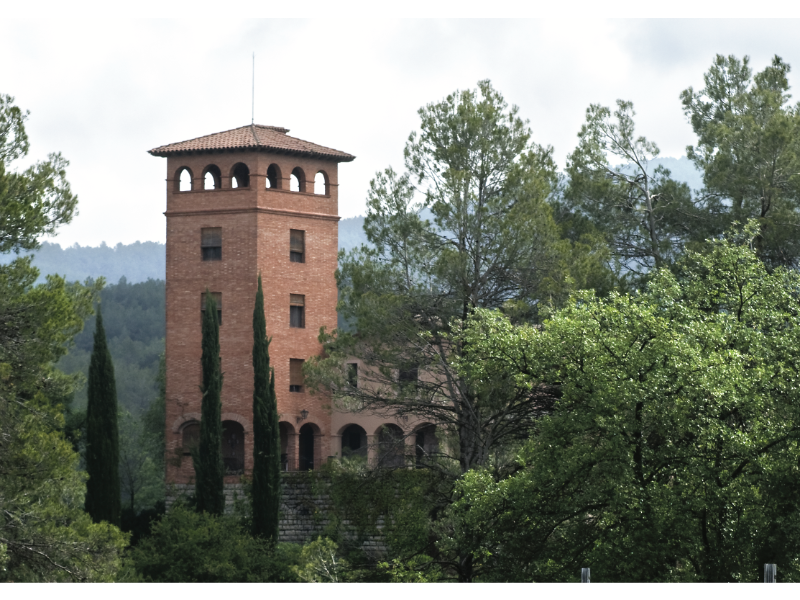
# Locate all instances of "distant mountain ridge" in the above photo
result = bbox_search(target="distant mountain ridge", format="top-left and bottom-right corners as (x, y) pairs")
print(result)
(0, 217), (371, 284)
(2, 157), (701, 284)
(616, 156), (703, 192)
(0, 241), (167, 284)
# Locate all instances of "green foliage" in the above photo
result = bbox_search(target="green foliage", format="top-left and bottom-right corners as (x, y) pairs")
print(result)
(325, 464), (435, 550)
(377, 555), (443, 582)
(120, 503), (165, 549)
(293, 537), (348, 582)
(308, 81), (604, 489)
(682, 54), (800, 269)
(143, 351), (166, 465)
(1, 387), (129, 581)
(320, 462), (454, 581)
(0, 94), (78, 255)
(119, 354), (165, 517)
(195, 292), (224, 515)
(0, 94), (127, 581)
(128, 504), (300, 582)
(119, 410), (164, 514)
(564, 99), (696, 285)
(303, 81), (616, 582)
(451, 222), (800, 581)
(0, 241), (167, 284)
(252, 275), (281, 541)
(57, 277), (165, 414)
(85, 306), (121, 526)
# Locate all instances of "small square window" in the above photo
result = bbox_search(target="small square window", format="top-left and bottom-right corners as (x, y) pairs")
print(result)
(290, 358), (304, 392)
(290, 229), (305, 263)
(201, 228), (222, 261)
(399, 365), (418, 385)
(290, 294), (305, 328)
(201, 292), (222, 325)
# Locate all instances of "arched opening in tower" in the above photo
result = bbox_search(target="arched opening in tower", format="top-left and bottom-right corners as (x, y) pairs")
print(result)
(299, 423), (315, 471)
(222, 420), (245, 474)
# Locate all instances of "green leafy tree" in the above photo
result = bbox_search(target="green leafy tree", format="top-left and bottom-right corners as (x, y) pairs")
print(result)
(0, 94), (127, 581)
(0, 94), (77, 254)
(681, 54), (800, 268)
(195, 292), (224, 515)
(85, 305), (121, 526)
(128, 504), (300, 582)
(57, 277), (166, 415)
(308, 80), (595, 478)
(293, 537), (348, 582)
(142, 352), (166, 479)
(119, 409), (164, 514)
(451, 222), (800, 582)
(251, 274), (281, 541)
(306, 81), (610, 581)
(564, 99), (696, 285)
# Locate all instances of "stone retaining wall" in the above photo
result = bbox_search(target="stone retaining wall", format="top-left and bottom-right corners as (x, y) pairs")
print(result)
(165, 473), (386, 554)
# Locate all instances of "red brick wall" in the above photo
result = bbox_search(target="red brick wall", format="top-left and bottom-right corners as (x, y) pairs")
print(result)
(163, 150), (339, 484)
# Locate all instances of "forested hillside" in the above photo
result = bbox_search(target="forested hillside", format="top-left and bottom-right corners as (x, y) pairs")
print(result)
(0, 241), (166, 284)
(3, 217), (370, 285)
(58, 277), (165, 414)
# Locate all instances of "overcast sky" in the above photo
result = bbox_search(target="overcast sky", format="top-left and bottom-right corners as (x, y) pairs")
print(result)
(4, 19), (800, 247)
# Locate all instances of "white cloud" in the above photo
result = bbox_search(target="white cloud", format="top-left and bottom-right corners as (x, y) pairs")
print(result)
(3, 19), (800, 246)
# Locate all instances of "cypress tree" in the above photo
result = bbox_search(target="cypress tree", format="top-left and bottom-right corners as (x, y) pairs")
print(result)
(85, 304), (121, 526)
(195, 291), (225, 515)
(252, 274), (281, 541)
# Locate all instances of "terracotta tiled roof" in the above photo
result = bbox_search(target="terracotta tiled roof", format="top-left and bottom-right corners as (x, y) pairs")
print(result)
(148, 124), (355, 162)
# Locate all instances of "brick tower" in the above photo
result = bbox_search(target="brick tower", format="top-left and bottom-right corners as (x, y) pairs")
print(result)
(149, 125), (354, 487)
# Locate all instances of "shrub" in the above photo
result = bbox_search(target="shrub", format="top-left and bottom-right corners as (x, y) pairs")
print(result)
(128, 504), (300, 582)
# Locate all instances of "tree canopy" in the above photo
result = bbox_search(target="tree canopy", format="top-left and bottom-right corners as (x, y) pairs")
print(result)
(682, 54), (800, 269)
(0, 94), (127, 581)
(308, 80), (606, 483)
(450, 222), (800, 582)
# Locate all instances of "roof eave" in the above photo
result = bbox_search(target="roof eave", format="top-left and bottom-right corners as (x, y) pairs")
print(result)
(148, 146), (355, 162)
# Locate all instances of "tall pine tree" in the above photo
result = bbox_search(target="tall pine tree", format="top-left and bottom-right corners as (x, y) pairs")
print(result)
(252, 274), (281, 540)
(85, 304), (121, 526)
(195, 291), (224, 515)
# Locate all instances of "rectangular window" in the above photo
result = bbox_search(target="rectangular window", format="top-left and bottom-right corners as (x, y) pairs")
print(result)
(399, 365), (418, 385)
(201, 227), (222, 261)
(347, 363), (358, 388)
(290, 294), (305, 328)
(201, 292), (222, 325)
(290, 358), (304, 392)
(290, 229), (305, 263)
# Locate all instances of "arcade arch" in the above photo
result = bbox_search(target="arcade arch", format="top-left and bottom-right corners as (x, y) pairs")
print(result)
(230, 162), (250, 188)
(290, 167), (306, 193)
(299, 422), (320, 471)
(340, 423), (367, 459)
(203, 165), (222, 190)
(222, 420), (245, 474)
(266, 164), (282, 189)
(377, 423), (405, 468)
(175, 167), (193, 192)
(314, 170), (329, 195)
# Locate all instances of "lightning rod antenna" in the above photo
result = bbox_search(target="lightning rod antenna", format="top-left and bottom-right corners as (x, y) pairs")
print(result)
(251, 52), (255, 125)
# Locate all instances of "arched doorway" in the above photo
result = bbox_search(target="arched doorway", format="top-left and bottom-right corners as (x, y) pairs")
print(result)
(415, 424), (438, 466)
(181, 421), (199, 456)
(222, 420), (244, 474)
(378, 423), (405, 468)
(279, 421), (295, 472)
(299, 423), (315, 471)
(340, 424), (367, 459)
